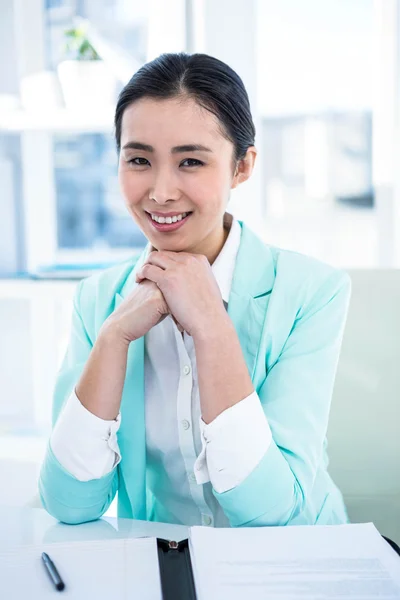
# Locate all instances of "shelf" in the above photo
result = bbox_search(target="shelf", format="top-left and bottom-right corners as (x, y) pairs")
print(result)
(0, 279), (77, 299)
(0, 108), (115, 133)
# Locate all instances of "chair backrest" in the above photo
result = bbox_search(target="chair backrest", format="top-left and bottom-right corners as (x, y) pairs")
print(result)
(328, 269), (400, 543)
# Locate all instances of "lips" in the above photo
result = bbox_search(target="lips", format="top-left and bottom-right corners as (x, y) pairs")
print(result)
(145, 210), (192, 233)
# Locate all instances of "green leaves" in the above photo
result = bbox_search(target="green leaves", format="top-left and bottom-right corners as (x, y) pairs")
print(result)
(63, 27), (100, 61)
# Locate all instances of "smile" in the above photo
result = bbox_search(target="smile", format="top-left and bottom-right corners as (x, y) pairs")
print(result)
(150, 212), (189, 224)
(145, 211), (193, 232)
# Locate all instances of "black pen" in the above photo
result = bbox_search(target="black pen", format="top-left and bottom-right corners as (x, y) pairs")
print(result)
(41, 552), (65, 592)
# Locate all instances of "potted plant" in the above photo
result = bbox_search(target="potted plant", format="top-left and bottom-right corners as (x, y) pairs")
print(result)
(57, 25), (116, 110)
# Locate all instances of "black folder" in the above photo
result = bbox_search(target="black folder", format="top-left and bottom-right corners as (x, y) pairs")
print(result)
(382, 536), (400, 558)
(157, 538), (197, 600)
(156, 534), (400, 600)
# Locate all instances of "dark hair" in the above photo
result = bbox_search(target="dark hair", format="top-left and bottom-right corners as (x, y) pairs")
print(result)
(114, 53), (255, 163)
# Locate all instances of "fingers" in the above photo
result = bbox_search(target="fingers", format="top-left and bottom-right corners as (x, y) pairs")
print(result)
(134, 264), (186, 334)
(146, 251), (178, 269)
(135, 251), (177, 283)
(137, 251), (208, 284)
(135, 263), (164, 285)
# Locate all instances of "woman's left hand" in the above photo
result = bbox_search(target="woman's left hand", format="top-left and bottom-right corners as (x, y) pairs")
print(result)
(135, 251), (229, 338)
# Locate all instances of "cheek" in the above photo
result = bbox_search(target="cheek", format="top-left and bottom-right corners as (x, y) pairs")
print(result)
(188, 170), (229, 203)
(119, 170), (143, 207)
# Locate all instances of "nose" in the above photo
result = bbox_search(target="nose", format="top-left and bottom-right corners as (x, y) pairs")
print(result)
(150, 167), (180, 204)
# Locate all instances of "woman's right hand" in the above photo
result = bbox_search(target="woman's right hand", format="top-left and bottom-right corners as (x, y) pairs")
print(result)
(101, 279), (170, 344)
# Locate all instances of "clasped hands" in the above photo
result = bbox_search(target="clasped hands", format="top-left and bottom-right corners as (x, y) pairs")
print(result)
(135, 250), (228, 338)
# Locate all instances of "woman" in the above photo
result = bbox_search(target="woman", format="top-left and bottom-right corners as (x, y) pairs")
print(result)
(39, 53), (351, 528)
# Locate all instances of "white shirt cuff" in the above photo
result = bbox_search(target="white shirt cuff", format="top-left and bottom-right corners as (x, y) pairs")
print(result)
(193, 392), (272, 493)
(50, 390), (122, 482)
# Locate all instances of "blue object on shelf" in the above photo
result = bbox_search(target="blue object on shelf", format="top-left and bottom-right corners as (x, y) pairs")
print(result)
(31, 262), (121, 280)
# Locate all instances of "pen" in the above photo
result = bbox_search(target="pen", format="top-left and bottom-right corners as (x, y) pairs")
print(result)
(41, 552), (65, 592)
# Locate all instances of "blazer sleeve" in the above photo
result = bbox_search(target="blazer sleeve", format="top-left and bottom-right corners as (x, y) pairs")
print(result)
(212, 269), (351, 527)
(38, 279), (119, 524)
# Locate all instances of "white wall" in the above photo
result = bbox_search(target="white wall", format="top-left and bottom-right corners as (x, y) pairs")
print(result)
(329, 269), (400, 543)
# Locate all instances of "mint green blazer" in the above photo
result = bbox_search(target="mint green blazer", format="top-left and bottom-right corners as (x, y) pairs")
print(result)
(39, 221), (351, 527)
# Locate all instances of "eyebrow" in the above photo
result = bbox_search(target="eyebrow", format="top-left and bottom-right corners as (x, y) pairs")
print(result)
(122, 141), (212, 154)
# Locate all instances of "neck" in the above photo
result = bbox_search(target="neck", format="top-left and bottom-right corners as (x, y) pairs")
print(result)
(192, 213), (232, 264)
(207, 226), (229, 265)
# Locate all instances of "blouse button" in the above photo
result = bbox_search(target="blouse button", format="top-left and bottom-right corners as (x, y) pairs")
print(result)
(181, 419), (190, 430)
(183, 365), (191, 376)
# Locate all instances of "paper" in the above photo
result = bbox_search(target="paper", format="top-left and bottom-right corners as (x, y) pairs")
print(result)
(0, 537), (162, 599)
(189, 523), (400, 600)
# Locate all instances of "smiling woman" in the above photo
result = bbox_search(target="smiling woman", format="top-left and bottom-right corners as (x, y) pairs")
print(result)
(39, 53), (352, 531)
(115, 55), (256, 261)
(117, 94), (253, 259)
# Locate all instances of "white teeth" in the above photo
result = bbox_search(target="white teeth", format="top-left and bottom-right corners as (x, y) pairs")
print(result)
(150, 212), (189, 224)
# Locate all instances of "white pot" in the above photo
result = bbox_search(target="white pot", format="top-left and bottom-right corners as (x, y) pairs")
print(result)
(57, 60), (116, 111)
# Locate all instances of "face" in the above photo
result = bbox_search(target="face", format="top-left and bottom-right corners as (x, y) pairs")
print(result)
(118, 96), (256, 263)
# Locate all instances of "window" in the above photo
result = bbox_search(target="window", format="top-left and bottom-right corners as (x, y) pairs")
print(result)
(45, 0), (151, 267)
(258, 0), (375, 267)
(1, 0), (186, 274)
(54, 133), (146, 252)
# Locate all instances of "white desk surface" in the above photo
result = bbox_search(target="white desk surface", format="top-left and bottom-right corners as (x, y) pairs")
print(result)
(0, 507), (189, 549)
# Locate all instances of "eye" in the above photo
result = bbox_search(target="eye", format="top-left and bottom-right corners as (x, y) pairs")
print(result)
(128, 157), (150, 166)
(180, 158), (204, 167)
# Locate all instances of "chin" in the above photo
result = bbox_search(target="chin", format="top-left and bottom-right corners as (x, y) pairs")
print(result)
(154, 238), (193, 253)
(157, 241), (188, 252)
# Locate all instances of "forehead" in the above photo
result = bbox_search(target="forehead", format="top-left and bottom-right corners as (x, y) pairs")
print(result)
(120, 96), (227, 149)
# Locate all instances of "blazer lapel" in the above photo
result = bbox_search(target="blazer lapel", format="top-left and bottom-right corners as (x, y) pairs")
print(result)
(228, 223), (276, 387)
(112, 247), (149, 519)
(113, 244), (150, 310)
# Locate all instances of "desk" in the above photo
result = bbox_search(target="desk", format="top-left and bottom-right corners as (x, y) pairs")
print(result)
(0, 506), (189, 549)
(2, 507), (399, 557)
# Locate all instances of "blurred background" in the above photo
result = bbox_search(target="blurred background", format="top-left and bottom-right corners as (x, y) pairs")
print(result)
(0, 0), (399, 540)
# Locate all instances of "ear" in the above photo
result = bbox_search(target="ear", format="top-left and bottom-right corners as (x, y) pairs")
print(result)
(231, 146), (257, 190)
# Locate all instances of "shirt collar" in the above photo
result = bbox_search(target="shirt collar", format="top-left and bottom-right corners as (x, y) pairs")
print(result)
(211, 213), (241, 304)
